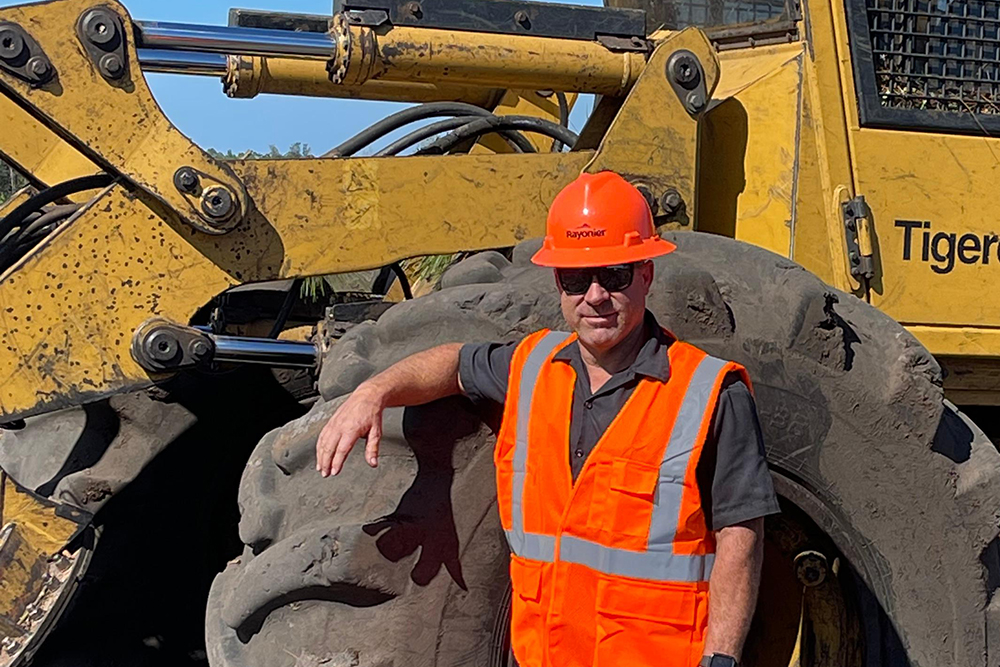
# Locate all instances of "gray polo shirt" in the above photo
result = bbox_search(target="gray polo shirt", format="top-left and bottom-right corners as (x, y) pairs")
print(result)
(459, 312), (779, 530)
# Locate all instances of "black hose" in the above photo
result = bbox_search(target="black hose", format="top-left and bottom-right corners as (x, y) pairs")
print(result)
(416, 116), (579, 156)
(391, 263), (413, 300)
(16, 204), (82, 240)
(372, 265), (394, 294)
(0, 211), (41, 244)
(323, 102), (532, 157)
(0, 174), (114, 244)
(268, 277), (302, 339)
(372, 262), (413, 299)
(375, 116), (482, 156)
(551, 92), (571, 152)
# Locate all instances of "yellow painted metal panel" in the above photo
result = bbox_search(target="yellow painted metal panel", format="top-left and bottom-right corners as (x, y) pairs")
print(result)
(800, 0), (865, 294)
(907, 325), (1000, 357)
(849, 129), (1000, 332)
(0, 96), (98, 188)
(1, 477), (79, 556)
(698, 44), (803, 256)
(0, 152), (592, 419)
(789, 63), (839, 287)
(587, 28), (720, 221)
(0, 187), (237, 418)
(0, 0), (249, 235)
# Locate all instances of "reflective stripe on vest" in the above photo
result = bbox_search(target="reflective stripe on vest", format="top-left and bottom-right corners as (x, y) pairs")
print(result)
(508, 331), (572, 562)
(504, 336), (726, 582)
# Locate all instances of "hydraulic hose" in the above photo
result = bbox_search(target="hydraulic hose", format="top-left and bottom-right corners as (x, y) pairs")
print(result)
(16, 204), (82, 240)
(552, 92), (571, 153)
(371, 262), (414, 299)
(0, 204), (86, 273)
(323, 102), (533, 157)
(417, 116), (579, 155)
(375, 117), (483, 157)
(267, 278), (302, 339)
(0, 174), (115, 244)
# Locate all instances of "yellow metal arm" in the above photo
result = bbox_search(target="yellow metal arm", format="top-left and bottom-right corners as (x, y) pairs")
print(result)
(224, 54), (506, 106)
(0, 0), (718, 422)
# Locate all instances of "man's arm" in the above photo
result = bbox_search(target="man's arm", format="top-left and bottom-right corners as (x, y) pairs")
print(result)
(697, 375), (777, 662)
(702, 517), (764, 661)
(315, 343), (464, 477)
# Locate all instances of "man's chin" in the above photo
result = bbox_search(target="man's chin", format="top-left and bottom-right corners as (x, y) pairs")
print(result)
(576, 327), (622, 350)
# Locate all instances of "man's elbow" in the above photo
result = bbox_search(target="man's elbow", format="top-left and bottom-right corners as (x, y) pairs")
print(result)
(716, 517), (765, 560)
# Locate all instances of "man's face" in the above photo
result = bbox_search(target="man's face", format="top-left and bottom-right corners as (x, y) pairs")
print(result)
(556, 261), (654, 351)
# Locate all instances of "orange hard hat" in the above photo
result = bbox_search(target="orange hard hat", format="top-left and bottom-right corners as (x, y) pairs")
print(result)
(530, 171), (676, 268)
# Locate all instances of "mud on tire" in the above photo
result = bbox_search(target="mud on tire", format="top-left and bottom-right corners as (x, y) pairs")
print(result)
(206, 234), (1000, 667)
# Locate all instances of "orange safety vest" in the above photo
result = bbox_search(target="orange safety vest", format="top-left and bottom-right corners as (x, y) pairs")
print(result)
(495, 329), (750, 667)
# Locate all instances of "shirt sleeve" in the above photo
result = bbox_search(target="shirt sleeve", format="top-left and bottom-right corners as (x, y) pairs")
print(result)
(696, 373), (781, 531)
(458, 341), (518, 406)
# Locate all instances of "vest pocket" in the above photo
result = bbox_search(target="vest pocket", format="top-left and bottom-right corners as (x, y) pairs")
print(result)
(594, 575), (704, 667)
(510, 555), (547, 667)
(604, 458), (661, 540)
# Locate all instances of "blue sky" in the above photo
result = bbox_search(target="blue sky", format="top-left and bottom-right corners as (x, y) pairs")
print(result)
(0, 0), (603, 155)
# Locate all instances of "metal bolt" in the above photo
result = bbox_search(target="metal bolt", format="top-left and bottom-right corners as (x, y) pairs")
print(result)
(189, 338), (212, 360)
(26, 56), (52, 83)
(0, 28), (24, 60)
(201, 186), (235, 221)
(669, 53), (699, 86)
(404, 2), (423, 18)
(99, 53), (124, 78)
(173, 167), (200, 194)
(145, 330), (180, 363)
(849, 252), (860, 265)
(81, 9), (117, 45)
(635, 185), (657, 213)
(660, 189), (683, 215)
(685, 91), (706, 114)
(794, 551), (829, 587)
(515, 10), (531, 27)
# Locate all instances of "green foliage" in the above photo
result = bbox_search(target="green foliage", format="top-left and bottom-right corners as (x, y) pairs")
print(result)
(406, 254), (462, 285)
(0, 160), (27, 205)
(205, 142), (313, 161)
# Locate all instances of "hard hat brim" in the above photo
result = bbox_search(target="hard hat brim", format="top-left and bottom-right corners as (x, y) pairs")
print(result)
(530, 236), (677, 268)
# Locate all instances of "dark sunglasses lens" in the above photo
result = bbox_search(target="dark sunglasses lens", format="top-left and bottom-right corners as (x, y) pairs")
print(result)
(597, 265), (634, 292)
(558, 269), (593, 295)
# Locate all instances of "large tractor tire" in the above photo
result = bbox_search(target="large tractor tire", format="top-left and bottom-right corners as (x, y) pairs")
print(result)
(206, 233), (1000, 667)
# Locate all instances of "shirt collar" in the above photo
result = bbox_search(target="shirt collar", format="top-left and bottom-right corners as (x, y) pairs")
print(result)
(553, 310), (672, 382)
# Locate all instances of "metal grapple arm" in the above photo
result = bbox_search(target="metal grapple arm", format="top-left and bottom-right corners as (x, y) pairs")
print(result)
(0, 0), (719, 422)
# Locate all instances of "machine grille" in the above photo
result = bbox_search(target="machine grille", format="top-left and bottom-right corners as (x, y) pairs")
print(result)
(864, 0), (1000, 118)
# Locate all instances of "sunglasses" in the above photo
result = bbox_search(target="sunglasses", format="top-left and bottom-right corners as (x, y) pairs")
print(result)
(556, 264), (635, 296)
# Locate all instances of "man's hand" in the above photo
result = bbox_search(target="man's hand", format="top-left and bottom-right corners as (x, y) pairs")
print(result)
(314, 343), (465, 478)
(316, 384), (385, 477)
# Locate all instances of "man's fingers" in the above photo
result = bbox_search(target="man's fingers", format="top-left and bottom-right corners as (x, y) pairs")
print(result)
(365, 420), (381, 467)
(329, 432), (357, 476)
(316, 419), (338, 476)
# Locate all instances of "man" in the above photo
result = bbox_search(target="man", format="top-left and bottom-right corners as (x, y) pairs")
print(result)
(316, 171), (779, 667)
